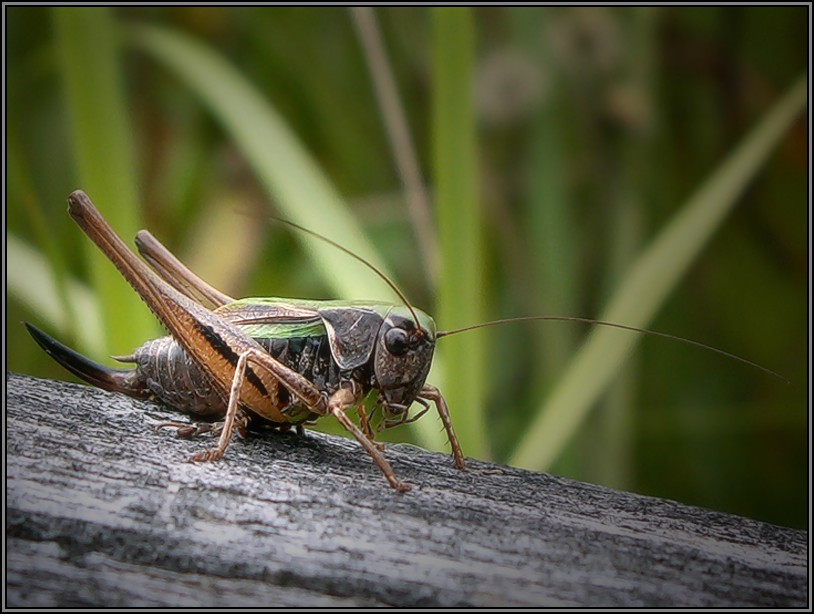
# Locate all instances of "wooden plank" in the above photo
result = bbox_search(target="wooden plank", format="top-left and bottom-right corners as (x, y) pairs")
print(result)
(6, 373), (808, 607)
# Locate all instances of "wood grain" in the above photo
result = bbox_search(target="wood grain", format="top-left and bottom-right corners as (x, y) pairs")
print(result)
(6, 373), (807, 607)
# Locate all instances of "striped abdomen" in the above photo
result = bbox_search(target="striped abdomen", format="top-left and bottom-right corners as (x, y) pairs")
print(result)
(132, 333), (346, 422)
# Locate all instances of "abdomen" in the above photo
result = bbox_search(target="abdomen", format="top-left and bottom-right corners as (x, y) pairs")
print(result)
(133, 333), (343, 422)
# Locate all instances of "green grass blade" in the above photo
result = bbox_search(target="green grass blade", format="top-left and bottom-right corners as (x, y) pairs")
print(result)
(128, 23), (395, 303)
(583, 7), (656, 490)
(520, 12), (578, 385)
(52, 7), (157, 357)
(509, 75), (807, 471)
(428, 8), (487, 459)
(7, 132), (79, 344)
(350, 7), (438, 284)
(8, 234), (104, 357)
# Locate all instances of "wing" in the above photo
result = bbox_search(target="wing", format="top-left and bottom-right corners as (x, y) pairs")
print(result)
(217, 298), (386, 369)
(215, 298), (326, 340)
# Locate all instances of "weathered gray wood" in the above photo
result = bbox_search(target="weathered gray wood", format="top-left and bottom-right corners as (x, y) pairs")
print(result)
(6, 372), (808, 607)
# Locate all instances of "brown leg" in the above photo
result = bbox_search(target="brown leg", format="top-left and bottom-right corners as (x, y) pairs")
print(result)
(189, 351), (250, 462)
(156, 421), (219, 438)
(135, 229), (234, 309)
(356, 403), (372, 438)
(419, 384), (467, 471)
(357, 404), (385, 450)
(329, 389), (411, 492)
(381, 403), (430, 430)
(184, 343), (329, 462)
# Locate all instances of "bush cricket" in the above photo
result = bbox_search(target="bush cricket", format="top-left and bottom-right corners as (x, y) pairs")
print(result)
(26, 190), (783, 492)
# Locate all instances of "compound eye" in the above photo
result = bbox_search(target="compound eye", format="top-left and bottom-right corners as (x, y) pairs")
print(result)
(384, 327), (410, 356)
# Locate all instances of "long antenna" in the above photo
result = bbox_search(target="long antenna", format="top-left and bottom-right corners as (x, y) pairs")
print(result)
(270, 216), (422, 330)
(437, 315), (788, 383)
(270, 217), (787, 383)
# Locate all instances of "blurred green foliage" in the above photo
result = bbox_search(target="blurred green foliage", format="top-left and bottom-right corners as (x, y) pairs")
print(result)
(7, 7), (807, 529)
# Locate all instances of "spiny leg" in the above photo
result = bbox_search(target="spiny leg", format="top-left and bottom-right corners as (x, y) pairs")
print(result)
(185, 344), (331, 462)
(329, 388), (411, 493)
(135, 229), (234, 309)
(357, 403), (373, 439)
(379, 399), (430, 431)
(356, 403), (385, 450)
(163, 351), (409, 491)
(188, 351), (251, 462)
(419, 384), (467, 471)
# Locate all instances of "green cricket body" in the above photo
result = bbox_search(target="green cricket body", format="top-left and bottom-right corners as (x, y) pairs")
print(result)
(218, 298), (438, 425)
(28, 297), (439, 430)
